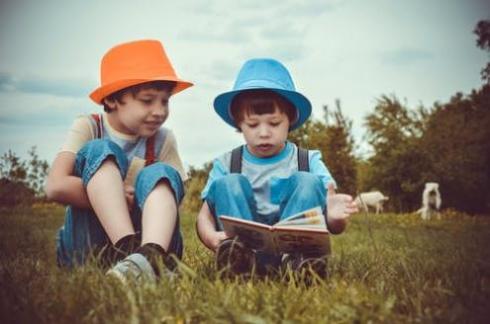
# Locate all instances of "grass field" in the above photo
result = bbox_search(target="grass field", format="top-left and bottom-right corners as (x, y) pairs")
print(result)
(0, 204), (489, 323)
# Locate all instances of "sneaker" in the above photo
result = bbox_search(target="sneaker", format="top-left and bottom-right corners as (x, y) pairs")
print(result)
(216, 238), (256, 276)
(106, 253), (156, 284)
(282, 254), (328, 282)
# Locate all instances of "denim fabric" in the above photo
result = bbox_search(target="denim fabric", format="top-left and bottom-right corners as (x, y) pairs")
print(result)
(56, 139), (184, 268)
(206, 174), (257, 228)
(205, 171), (327, 266)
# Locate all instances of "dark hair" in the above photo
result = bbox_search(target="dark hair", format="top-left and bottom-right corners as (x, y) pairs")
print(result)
(103, 80), (177, 112)
(230, 90), (297, 129)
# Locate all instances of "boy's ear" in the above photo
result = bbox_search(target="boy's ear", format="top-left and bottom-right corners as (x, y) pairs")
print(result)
(103, 97), (117, 110)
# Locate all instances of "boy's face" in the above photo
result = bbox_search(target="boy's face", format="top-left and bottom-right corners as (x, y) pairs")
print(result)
(104, 88), (170, 137)
(238, 106), (290, 158)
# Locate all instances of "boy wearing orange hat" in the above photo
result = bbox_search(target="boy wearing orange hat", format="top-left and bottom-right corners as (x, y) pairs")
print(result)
(46, 40), (193, 282)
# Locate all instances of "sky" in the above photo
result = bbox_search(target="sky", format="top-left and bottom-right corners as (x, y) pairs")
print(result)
(0, 0), (488, 170)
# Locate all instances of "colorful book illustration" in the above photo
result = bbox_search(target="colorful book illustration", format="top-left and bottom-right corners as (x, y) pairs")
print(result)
(220, 206), (330, 255)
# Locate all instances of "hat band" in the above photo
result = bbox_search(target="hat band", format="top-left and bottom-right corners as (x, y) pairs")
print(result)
(234, 79), (293, 91)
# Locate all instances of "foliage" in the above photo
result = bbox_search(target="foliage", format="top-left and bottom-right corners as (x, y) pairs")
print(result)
(0, 147), (49, 206)
(362, 95), (428, 211)
(322, 101), (357, 195)
(418, 86), (490, 213)
(181, 162), (212, 214)
(474, 19), (490, 83)
(289, 101), (357, 195)
(0, 178), (35, 207)
(361, 85), (490, 214)
(1, 206), (489, 323)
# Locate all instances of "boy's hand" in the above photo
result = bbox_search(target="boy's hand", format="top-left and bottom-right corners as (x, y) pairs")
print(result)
(327, 183), (358, 220)
(211, 231), (230, 251)
(124, 185), (135, 211)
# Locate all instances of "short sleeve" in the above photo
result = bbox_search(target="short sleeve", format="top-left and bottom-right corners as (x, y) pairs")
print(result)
(200, 159), (228, 200)
(309, 150), (336, 189)
(60, 116), (94, 154)
(158, 129), (188, 181)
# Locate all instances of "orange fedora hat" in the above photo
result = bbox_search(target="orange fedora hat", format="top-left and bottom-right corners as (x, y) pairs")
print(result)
(89, 40), (193, 104)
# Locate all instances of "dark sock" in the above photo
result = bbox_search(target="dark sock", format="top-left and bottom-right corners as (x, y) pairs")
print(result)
(115, 234), (140, 253)
(136, 243), (176, 276)
(101, 233), (140, 266)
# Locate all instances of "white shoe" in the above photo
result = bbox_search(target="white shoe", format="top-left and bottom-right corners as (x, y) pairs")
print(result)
(106, 253), (156, 284)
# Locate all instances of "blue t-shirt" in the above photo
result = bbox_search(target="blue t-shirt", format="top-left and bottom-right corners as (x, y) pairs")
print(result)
(201, 142), (335, 221)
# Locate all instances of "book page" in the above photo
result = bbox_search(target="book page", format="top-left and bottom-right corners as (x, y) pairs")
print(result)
(272, 228), (330, 255)
(276, 206), (326, 228)
(276, 215), (326, 228)
(220, 216), (276, 253)
(272, 207), (329, 254)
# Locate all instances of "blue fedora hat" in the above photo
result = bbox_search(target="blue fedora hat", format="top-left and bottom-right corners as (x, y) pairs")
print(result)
(213, 58), (312, 131)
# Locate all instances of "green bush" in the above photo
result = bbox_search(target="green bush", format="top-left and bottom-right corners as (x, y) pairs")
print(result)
(0, 178), (35, 207)
(0, 147), (48, 207)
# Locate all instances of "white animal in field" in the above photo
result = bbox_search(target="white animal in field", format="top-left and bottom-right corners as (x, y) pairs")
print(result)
(418, 182), (441, 220)
(354, 191), (389, 214)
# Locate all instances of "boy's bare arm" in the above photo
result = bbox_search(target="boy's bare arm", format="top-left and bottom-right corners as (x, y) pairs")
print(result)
(196, 201), (229, 251)
(45, 152), (91, 208)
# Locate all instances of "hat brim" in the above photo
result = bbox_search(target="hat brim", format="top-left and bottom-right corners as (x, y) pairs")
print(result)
(214, 87), (312, 131)
(89, 77), (193, 104)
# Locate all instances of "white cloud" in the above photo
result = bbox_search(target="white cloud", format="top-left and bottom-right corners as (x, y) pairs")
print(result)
(0, 0), (488, 169)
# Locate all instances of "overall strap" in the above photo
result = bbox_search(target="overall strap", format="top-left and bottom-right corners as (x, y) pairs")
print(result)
(90, 114), (104, 139)
(230, 145), (243, 173)
(297, 147), (310, 172)
(145, 135), (157, 166)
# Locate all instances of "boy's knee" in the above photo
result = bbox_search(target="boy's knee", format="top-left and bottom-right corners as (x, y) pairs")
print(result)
(75, 139), (128, 184)
(135, 162), (184, 206)
(138, 162), (181, 181)
(290, 171), (323, 188)
(206, 175), (252, 206)
(286, 172), (325, 201)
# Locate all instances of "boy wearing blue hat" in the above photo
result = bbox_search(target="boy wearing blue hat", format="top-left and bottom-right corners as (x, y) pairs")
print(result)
(196, 58), (358, 278)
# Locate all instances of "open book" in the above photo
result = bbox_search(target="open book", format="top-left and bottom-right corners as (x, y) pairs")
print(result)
(220, 206), (330, 255)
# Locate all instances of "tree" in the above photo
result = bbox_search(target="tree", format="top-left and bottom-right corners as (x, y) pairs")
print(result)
(288, 119), (315, 148)
(0, 178), (35, 207)
(419, 86), (490, 213)
(0, 147), (49, 206)
(181, 162), (212, 213)
(363, 95), (427, 211)
(362, 86), (490, 214)
(474, 20), (490, 83)
(25, 147), (49, 196)
(290, 100), (357, 195)
(321, 101), (357, 195)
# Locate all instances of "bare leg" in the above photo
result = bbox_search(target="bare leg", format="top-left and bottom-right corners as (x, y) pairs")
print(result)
(141, 180), (177, 250)
(86, 159), (135, 244)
